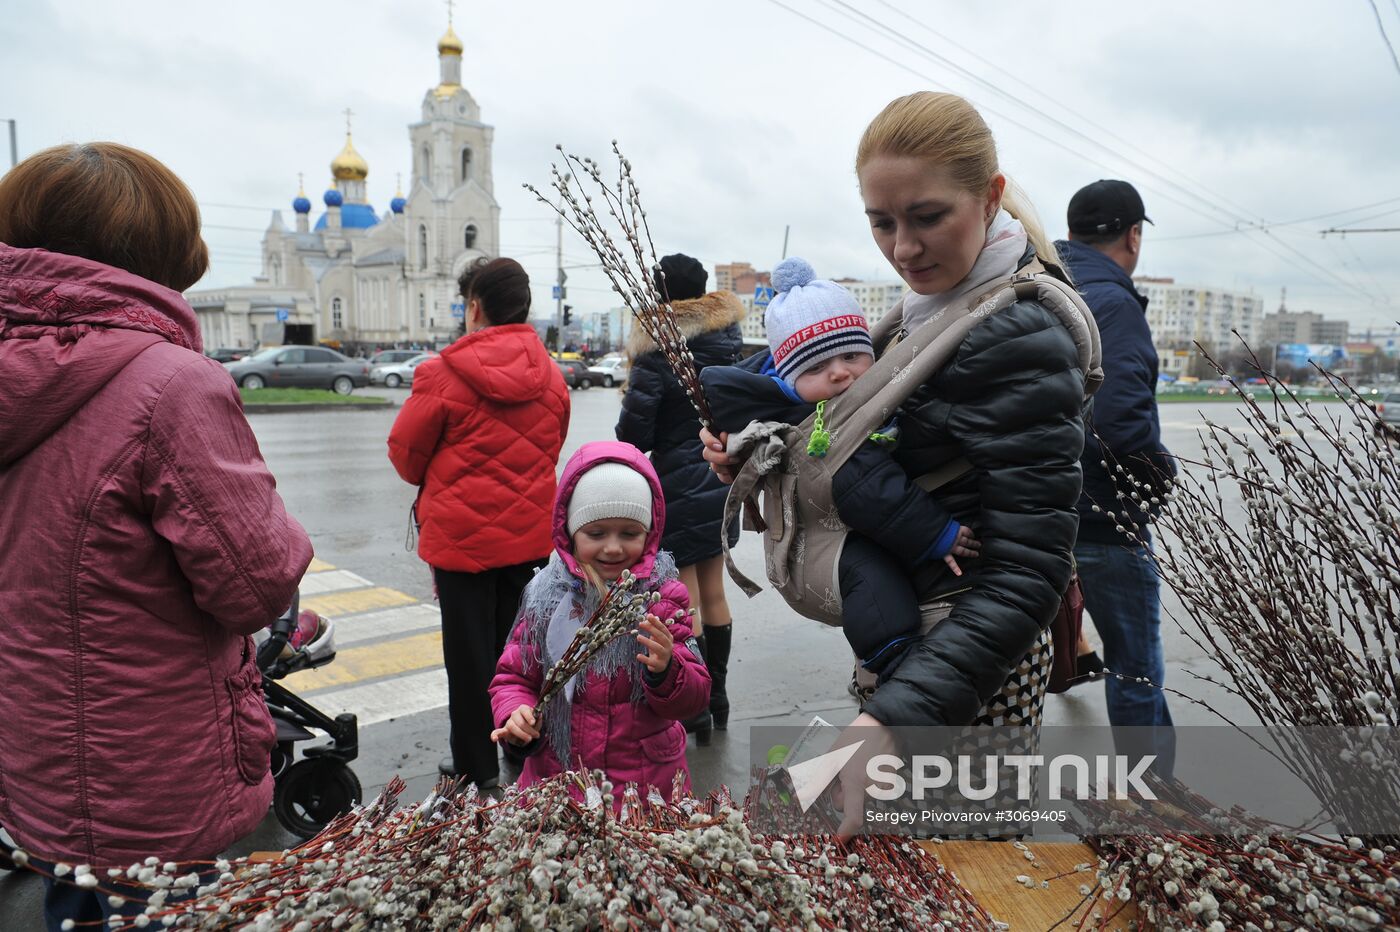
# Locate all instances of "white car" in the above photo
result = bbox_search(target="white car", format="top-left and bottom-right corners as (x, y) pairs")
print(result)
(588, 356), (629, 387)
(370, 352), (437, 388)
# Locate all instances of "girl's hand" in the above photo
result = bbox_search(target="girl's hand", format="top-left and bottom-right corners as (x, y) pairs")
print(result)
(490, 704), (540, 746)
(635, 614), (674, 674)
(699, 427), (736, 484)
(942, 525), (981, 577)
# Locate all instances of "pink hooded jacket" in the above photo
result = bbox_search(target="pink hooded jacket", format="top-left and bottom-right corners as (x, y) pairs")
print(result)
(0, 245), (312, 864)
(490, 441), (710, 803)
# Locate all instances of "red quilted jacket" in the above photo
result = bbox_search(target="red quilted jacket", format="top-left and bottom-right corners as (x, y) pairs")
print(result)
(388, 323), (570, 572)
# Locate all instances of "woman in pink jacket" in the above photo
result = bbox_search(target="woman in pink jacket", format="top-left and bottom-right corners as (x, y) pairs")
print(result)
(0, 144), (312, 928)
(489, 442), (710, 805)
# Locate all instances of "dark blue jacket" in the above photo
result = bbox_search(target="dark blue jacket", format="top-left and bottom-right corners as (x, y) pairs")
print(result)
(1055, 239), (1176, 544)
(616, 291), (745, 566)
(700, 357), (961, 571)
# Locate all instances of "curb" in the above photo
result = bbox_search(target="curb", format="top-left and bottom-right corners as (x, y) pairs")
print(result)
(244, 400), (396, 414)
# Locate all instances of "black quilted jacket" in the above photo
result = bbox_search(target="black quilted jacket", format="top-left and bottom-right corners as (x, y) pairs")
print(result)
(616, 292), (745, 567)
(861, 256), (1087, 728)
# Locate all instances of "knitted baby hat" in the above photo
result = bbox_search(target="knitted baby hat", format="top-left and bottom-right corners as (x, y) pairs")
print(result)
(764, 256), (872, 386)
(565, 461), (653, 535)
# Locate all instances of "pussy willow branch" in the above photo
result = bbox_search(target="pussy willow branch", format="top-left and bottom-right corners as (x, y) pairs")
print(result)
(1097, 336), (1400, 842)
(524, 142), (716, 432)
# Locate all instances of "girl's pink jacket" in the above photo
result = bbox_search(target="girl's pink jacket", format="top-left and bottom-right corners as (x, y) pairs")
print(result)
(0, 245), (312, 864)
(490, 441), (710, 802)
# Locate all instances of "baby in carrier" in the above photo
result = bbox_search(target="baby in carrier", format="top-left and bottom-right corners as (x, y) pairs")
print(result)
(702, 257), (979, 680)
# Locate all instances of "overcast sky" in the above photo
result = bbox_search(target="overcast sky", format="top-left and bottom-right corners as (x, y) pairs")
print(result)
(4, 0), (1399, 332)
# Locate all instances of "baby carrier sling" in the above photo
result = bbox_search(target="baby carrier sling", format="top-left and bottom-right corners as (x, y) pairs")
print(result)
(720, 258), (1103, 627)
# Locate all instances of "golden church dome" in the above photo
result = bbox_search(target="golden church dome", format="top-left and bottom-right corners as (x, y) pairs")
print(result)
(437, 26), (463, 56)
(331, 134), (368, 181)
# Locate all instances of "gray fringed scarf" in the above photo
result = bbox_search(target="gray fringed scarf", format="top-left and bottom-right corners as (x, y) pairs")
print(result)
(512, 550), (679, 766)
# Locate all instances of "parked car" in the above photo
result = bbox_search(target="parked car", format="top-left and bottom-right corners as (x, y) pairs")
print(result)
(225, 346), (370, 394)
(587, 356), (629, 388)
(207, 347), (251, 364)
(371, 352), (438, 388)
(367, 349), (421, 367)
(555, 359), (579, 389)
(555, 359), (593, 389)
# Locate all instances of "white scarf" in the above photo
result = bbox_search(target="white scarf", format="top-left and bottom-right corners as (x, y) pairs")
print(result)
(901, 209), (1029, 335)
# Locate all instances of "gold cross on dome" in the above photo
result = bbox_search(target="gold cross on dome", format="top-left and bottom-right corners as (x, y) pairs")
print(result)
(445, 0), (454, 27)
(343, 107), (354, 136)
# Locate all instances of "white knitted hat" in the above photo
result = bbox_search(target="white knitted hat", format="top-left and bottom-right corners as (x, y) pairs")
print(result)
(765, 256), (872, 386)
(565, 462), (653, 535)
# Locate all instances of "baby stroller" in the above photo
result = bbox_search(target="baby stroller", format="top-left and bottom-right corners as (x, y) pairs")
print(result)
(255, 595), (362, 838)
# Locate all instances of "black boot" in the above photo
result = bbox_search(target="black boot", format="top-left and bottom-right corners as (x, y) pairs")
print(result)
(703, 623), (731, 730)
(682, 633), (713, 746)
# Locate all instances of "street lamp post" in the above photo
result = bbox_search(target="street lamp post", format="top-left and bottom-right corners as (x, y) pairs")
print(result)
(3, 120), (16, 170)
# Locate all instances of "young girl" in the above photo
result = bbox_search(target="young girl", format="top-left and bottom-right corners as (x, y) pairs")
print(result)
(489, 441), (711, 803)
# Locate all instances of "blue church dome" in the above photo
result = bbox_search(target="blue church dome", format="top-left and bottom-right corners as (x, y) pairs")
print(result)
(314, 202), (380, 231)
(390, 195), (406, 214)
(293, 194), (312, 214)
(323, 187), (344, 207)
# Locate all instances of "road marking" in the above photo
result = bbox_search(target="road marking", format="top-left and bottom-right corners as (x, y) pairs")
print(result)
(297, 667), (451, 728)
(298, 569), (373, 595)
(331, 603), (441, 647)
(277, 561), (450, 728)
(301, 587), (418, 617)
(283, 630), (444, 691)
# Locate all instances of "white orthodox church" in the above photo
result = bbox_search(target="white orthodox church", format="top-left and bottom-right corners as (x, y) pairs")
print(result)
(188, 23), (499, 351)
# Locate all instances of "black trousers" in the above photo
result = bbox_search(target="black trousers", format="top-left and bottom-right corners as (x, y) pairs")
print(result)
(434, 558), (542, 782)
(839, 534), (922, 679)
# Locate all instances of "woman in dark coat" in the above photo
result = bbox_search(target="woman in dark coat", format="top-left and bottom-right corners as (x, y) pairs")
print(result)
(702, 93), (1089, 836)
(616, 254), (744, 741)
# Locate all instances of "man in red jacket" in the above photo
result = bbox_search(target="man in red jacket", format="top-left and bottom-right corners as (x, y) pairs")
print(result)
(389, 257), (570, 787)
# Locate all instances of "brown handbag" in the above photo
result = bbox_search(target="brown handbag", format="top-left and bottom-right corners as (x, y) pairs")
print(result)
(1046, 568), (1085, 694)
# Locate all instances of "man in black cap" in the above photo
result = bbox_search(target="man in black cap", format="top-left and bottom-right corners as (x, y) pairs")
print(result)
(1056, 180), (1176, 775)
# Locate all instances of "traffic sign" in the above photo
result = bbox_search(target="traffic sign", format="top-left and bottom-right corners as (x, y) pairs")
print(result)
(754, 285), (775, 309)
(552, 285), (565, 300)
(276, 308), (290, 322)
(450, 302), (466, 319)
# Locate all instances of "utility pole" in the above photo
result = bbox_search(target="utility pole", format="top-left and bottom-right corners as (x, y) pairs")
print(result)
(781, 224), (790, 260)
(554, 215), (565, 352)
(4, 120), (16, 170)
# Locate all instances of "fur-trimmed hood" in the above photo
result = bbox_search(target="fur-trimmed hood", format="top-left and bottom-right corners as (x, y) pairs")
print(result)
(627, 290), (746, 359)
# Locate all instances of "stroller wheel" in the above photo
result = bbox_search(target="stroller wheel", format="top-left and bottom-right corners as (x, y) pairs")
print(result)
(273, 759), (363, 839)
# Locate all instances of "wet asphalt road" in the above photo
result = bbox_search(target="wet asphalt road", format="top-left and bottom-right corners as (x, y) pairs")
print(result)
(1, 385), (1324, 923)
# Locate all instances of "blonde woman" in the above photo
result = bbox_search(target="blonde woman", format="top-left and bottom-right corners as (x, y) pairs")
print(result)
(704, 92), (1088, 835)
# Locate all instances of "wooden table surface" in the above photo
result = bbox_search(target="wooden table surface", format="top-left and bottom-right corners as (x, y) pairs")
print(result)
(923, 840), (1138, 931)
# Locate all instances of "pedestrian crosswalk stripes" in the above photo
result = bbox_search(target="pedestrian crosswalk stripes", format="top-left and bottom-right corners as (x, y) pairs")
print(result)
(291, 560), (449, 727)
(284, 630), (444, 691)
(295, 668), (451, 729)
(297, 569), (374, 595)
(300, 586), (419, 617)
(332, 603), (441, 647)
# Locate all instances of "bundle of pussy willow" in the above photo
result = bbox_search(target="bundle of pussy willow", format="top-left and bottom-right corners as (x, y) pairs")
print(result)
(60, 771), (1000, 930)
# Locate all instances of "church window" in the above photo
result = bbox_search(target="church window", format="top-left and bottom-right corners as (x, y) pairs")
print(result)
(464, 224), (478, 249)
(460, 147), (472, 183)
(269, 254), (282, 286)
(420, 144), (431, 180)
(418, 293), (427, 327)
(332, 297), (343, 330)
(418, 225), (429, 270)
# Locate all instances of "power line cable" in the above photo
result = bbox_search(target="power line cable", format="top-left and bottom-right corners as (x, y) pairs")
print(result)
(1367, 0), (1400, 79)
(865, 0), (1268, 226)
(767, 0), (1381, 304)
(1153, 197), (1400, 241)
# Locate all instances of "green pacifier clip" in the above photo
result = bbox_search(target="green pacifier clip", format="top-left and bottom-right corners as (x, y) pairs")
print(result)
(806, 399), (830, 457)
